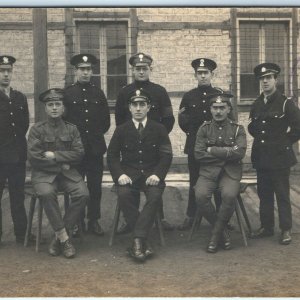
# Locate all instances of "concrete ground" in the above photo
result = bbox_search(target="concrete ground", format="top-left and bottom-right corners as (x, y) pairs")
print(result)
(0, 173), (300, 296)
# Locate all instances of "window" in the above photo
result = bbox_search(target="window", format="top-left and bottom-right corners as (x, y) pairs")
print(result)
(238, 21), (290, 102)
(77, 22), (128, 102)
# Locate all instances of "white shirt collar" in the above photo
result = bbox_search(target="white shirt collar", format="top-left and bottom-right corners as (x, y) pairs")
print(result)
(132, 117), (147, 129)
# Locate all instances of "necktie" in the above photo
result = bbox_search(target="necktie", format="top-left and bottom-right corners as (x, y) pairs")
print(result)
(138, 122), (144, 136)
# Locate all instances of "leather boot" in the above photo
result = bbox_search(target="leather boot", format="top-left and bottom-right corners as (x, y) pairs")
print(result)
(220, 228), (232, 250)
(207, 220), (225, 253)
(129, 238), (146, 262)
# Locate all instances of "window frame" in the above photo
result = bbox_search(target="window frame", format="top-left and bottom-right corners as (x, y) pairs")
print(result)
(236, 17), (293, 105)
(73, 18), (133, 100)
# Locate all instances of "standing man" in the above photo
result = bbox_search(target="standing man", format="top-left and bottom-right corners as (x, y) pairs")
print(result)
(249, 63), (300, 245)
(178, 58), (223, 230)
(108, 89), (172, 262)
(0, 55), (31, 244)
(194, 92), (247, 253)
(64, 54), (110, 236)
(115, 52), (175, 232)
(28, 88), (89, 258)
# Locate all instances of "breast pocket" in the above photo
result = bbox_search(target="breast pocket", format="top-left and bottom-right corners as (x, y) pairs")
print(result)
(224, 136), (236, 146)
(44, 137), (56, 151)
(59, 135), (72, 150)
(206, 137), (217, 146)
(0, 102), (8, 111)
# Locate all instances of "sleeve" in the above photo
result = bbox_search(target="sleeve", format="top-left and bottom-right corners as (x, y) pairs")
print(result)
(23, 94), (30, 134)
(285, 99), (300, 144)
(27, 125), (61, 172)
(54, 127), (85, 164)
(153, 126), (173, 180)
(107, 128), (125, 183)
(210, 125), (247, 161)
(100, 89), (111, 134)
(160, 87), (175, 133)
(115, 89), (128, 126)
(248, 105), (257, 138)
(194, 125), (223, 164)
(178, 93), (190, 133)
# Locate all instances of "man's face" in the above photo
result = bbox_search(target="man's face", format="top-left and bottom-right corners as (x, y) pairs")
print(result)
(0, 66), (13, 87)
(210, 102), (231, 122)
(260, 74), (277, 94)
(132, 64), (151, 81)
(45, 100), (65, 119)
(75, 65), (93, 84)
(129, 100), (150, 121)
(195, 69), (213, 86)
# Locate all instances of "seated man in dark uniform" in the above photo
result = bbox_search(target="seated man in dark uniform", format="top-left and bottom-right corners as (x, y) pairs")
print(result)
(107, 89), (172, 262)
(194, 91), (247, 253)
(28, 88), (89, 258)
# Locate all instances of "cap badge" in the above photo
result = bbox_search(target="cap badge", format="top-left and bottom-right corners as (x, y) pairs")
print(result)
(3, 57), (8, 64)
(82, 56), (88, 62)
(136, 90), (141, 96)
(200, 59), (205, 67)
(138, 54), (144, 62)
(261, 67), (266, 72)
(216, 96), (222, 103)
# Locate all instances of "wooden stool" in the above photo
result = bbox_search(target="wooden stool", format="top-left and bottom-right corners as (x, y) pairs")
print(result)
(24, 192), (82, 252)
(108, 200), (165, 247)
(188, 182), (254, 247)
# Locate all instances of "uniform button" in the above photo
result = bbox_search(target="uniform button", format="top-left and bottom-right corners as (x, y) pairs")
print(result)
(187, 133), (189, 136)
(14, 134), (16, 137)
(85, 110), (88, 112)
(139, 141), (142, 144)
(10, 112), (13, 115)
(86, 119), (88, 122)
(141, 170), (144, 173)
(218, 136), (222, 139)
(83, 89), (86, 91)
(262, 120), (266, 123)
(84, 99), (87, 102)
(219, 127), (222, 130)
(261, 140), (265, 143)
(139, 150), (142, 154)
(202, 100), (205, 103)
(86, 130), (89, 133)
(11, 123), (15, 126)
(9, 102), (12, 104)
(73, 101), (76, 104)
(262, 131), (265, 134)
(139, 161), (143, 164)
(203, 92), (206, 95)
(192, 105), (196, 107)
(203, 110), (206, 113)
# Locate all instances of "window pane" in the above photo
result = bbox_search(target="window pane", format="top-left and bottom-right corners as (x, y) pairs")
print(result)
(78, 23), (100, 80)
(265, 23), (288, 94)
(107, 75), (127, 100)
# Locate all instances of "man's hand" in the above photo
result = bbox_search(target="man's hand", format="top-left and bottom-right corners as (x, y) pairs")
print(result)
(61, 164), (70, 171)
(118, 174), (132, 185)
(43, 151), (55, 160)
(207, 147), (212, 153)
(146, 175), (160, 186)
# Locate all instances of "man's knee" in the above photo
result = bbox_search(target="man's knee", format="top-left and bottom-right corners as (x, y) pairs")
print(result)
(34, 184), (56, 200)
(117, 185), (134, 202)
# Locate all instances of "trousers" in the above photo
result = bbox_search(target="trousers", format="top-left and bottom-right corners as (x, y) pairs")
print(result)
(194, 171), (240, 228)
(117, 177), (164, 238)
(257, 168), (292, 231)
(33, 174), (89, 232)
(0, 162), (27, 239)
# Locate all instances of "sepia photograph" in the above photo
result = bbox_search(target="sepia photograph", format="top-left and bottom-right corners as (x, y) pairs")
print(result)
(0, 5), (299, 297)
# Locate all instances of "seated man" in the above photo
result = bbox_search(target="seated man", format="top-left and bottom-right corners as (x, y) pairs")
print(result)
(27, 88), (89, 259)
(194, 91), (247, 253)
(107, 89), (172, 262)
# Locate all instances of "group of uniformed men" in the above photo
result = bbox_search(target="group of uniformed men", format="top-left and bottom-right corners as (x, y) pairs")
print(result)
(0, 50), (300, 262)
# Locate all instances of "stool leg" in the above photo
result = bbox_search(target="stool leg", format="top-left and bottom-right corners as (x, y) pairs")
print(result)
(109, 201), (121, 247)
(155, 212), (165, 246)
(24, 195), (37, 247)
(235, 200), (248, 247)
(36, 198), (43, 252)
(237, 194), (253, 235)
(188, 207), (202, 241)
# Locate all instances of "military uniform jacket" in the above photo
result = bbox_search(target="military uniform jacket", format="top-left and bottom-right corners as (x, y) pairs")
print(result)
(248, 90), (300, 170)
(64, 82), (110, 156)
(0, 88), (29, 163)
(107, 119), (173, 184)
(178, 85), (222, 154)
(28, 118), (84, 184)
(194, 118), (247, 181)
(115, 80), (175, 133)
